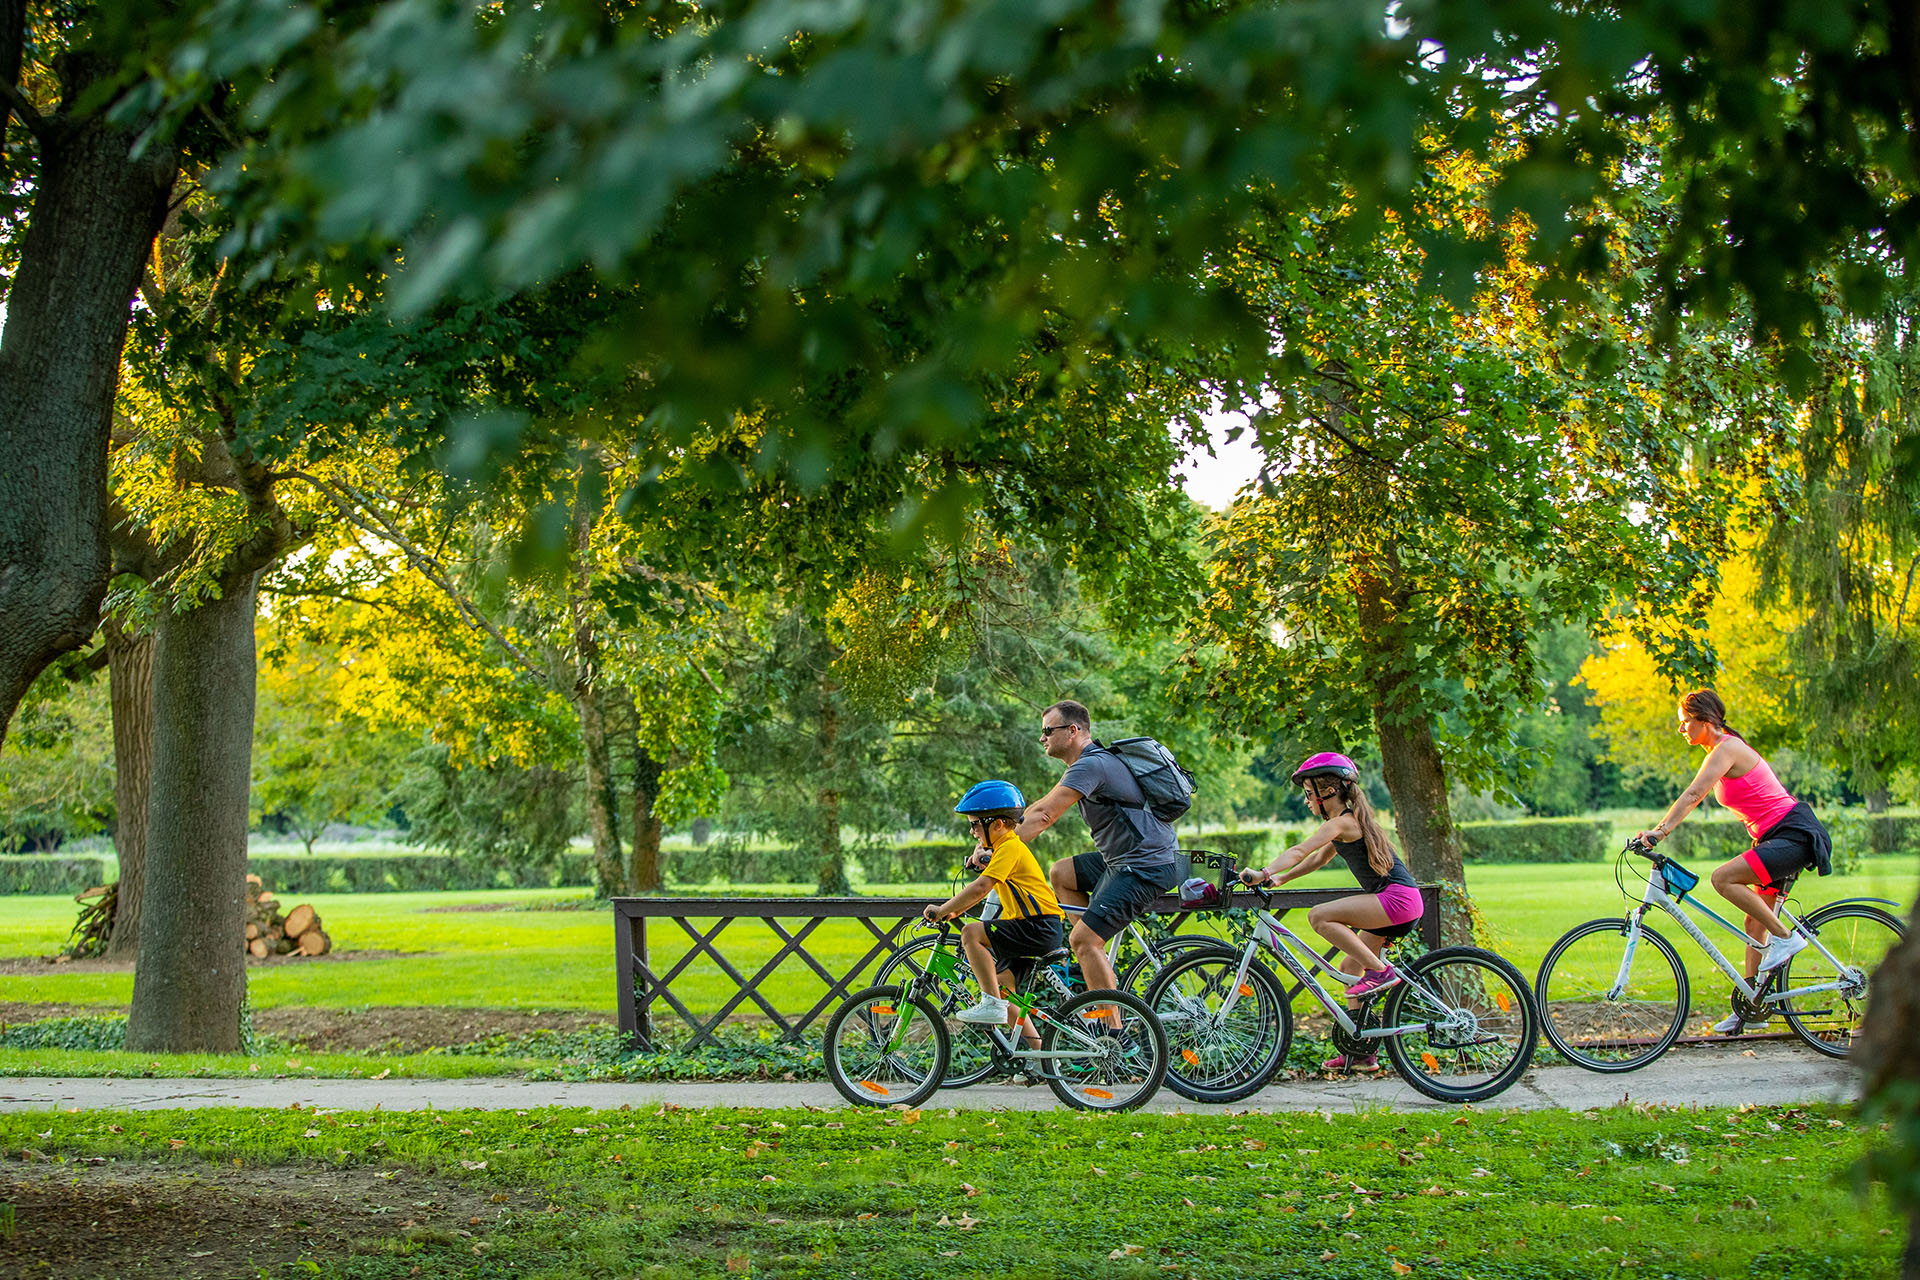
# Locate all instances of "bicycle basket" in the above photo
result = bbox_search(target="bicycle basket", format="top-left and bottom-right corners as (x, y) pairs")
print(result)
(1660, 859), (1700, 895)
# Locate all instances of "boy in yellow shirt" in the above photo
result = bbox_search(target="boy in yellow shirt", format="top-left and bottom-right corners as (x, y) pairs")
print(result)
(921, 779), (1065, 1027)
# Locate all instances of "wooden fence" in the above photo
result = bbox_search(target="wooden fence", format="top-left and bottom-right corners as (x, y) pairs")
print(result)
(612, 872), (1443, 1049)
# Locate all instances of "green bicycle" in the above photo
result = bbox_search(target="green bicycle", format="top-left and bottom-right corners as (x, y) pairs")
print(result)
(825, 923), (1170, 1111)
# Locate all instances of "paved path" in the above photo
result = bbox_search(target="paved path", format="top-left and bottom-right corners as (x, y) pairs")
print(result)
(0, 1043), (1855, 1115)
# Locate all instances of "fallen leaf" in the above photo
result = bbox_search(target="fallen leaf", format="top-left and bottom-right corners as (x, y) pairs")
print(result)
(1108, 1245), (1146, 1260)
(1391, 1263), (1414, 1276)
(1319, 1252), (1337, 1262)
(961, 1183), (979, 1197)
(460, 1160), (487, 1171)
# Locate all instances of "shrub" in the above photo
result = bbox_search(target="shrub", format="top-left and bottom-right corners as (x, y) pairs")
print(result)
(667, 840), (823, 886)
(1456, 818), (1610, 863)
(0, 854), (114, 894)
(1182, 831), (1273, 861)
(1869, 815), (1920, 855)
(247, 851), (596, 894)
(858, 842), (970, 884)
(1660, 819), (1752, 864)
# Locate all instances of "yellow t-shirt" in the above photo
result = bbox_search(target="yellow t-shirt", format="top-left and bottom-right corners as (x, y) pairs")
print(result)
(981, 830), (1062, 922)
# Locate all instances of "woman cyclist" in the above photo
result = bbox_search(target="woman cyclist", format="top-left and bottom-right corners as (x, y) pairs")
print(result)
(1634, 690), (1832, 1030)
(1239, 752), (1423, 1071)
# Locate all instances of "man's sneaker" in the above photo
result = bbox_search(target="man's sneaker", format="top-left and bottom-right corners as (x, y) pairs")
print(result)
(1347, 966), (1402, 999)
(1098, 1026), (1144, 1062)
(954, 996), (1012, 1024)
(1755, 932), (1809, 973)
(1321, 1052), (1380, 1073)
(1711, 1011), (1767, 1035)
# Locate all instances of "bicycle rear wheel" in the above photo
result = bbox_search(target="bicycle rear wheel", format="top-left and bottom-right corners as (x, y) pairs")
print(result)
(874, 934), (1008, 1088)
(1384, 947), (1538, 1103)
(1118, 935), (1237, 999)
(823, 984), (950, 1108)
(1043, 989), (1168, 1112)
(1145, 950), (1291, 1103)
(1778, 902), (1903, 1059)
(1535, 917), (1689, 1073)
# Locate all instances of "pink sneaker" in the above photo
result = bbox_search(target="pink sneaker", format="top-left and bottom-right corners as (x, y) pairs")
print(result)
(1347, 966), (1401, 998)
(1321, 1052), (1379, 1073)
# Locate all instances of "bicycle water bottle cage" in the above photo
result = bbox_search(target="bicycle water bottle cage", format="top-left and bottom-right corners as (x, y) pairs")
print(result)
(1660, 859), (1700, 896)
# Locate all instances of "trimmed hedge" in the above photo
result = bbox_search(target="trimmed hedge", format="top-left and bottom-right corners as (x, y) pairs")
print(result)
(1457, 818), (1611, 863)
(1660, 818), (1752, 864)
(858, 841), (971, 883)
(1868, 816), (1920, 855)
(667, 843), (823, 886)
(248, 852), (597, 894)
(0, 854), (115, 895)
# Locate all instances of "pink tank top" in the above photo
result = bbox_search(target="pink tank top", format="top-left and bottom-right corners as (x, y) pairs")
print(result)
(1714, 755), (1798, 842)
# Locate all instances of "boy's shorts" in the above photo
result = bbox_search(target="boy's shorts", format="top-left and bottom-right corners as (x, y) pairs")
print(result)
(983, 915), (1064, 974)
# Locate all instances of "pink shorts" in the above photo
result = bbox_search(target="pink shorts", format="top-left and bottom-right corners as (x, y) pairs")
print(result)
(1375, 883), (1424, 926)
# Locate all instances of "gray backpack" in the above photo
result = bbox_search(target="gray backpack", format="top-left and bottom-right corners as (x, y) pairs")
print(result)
(1098, 737), (1196, 823)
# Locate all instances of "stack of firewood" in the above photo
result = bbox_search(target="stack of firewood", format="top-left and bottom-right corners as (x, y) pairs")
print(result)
(246, 874), (331, 958)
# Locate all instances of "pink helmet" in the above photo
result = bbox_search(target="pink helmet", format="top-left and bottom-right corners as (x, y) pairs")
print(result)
(1289, 752), (1358, 785)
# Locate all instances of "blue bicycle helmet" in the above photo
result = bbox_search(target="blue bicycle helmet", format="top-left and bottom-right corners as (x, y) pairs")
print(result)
(955, 779), (1027, 821)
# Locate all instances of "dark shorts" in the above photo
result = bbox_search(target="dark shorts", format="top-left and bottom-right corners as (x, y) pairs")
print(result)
(981, 915), (1064, 974)
(1069, 851), (1181, 940)
(1740, 802), (1827, 889)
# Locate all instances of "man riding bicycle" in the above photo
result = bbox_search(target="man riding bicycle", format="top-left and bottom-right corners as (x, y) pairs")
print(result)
(1009, 700), (1184, 1009)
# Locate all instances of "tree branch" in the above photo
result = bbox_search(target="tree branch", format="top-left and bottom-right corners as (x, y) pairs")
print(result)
(0, 77), (45, 141)
(278, 469), (548, 680)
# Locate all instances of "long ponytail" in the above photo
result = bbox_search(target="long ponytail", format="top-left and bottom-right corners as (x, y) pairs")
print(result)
(1340, 780), (1400, 877)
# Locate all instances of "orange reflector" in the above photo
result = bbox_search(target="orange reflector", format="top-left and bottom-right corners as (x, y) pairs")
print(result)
(1495, 991), (1511, 1013)
(1080, 1009), (1110, 1021)
(1420, 1053), (1439, 1072)
(1237, 984), (1254, 997)
(858, 1080), (890, 1096)
(1182, 1049), (1199, 1066)
(1085, 1088), (1114, 1100)
(873, 1006), (894, 1015)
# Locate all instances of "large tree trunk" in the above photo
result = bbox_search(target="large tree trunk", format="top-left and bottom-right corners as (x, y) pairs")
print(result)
(1373, 709), (1472, 946)
(1356, 550), (1471, 946)
(0, 54), (178, 745)
(814, 694), (850, 896)
(126, 573), (261, 1053)
(1859, 894), (1920, 1279)
(569, 475), (624, 896)
(103, 618), (153, 960)
(629, 742), (663, 893)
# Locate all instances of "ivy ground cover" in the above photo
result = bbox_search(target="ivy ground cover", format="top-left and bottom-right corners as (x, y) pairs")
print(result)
(0, 1101), (1894, 1279)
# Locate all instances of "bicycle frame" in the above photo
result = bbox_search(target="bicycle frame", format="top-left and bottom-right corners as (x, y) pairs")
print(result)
(905, 926), (1112, 1064)
(1615, 859), (1863, 1007)
(1208, 899), (1441, 1042)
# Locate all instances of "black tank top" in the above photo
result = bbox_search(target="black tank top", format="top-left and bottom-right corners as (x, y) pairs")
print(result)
(1332, 837), (1418, 896)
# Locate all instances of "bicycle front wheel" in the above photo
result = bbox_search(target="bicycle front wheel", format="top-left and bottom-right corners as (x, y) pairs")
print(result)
(1384, 947), (1538, 1103)
(1145, 950), (1291, 1104)
(823, 985), (950, 1109)
(1778, 903), (1904, 1059)
(1043, 989), (1168, 1112)
(1536, 918), (1689, 1073)
(874, 934), (1005, 1088)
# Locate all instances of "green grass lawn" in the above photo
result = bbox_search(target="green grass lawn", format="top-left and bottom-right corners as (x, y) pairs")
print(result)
(0, 1101), (1896, 1278)
(0, 855), (1913, 1022)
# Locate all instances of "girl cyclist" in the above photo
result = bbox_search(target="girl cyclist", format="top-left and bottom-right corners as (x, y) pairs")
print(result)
(1239, 752), (1423, 1071)
(1634, 689), (1832, 1029)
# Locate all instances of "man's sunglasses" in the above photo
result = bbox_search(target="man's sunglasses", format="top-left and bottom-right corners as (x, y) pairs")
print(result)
(1040, 723), (1076, 737)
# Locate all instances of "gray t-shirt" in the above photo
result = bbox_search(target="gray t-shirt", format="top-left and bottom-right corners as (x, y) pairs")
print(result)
(1061, 745), (1181, 872)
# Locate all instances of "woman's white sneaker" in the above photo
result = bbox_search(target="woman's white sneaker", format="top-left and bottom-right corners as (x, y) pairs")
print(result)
(1712, 1011), (1766, 1035)
(1756, 933), (1809, 973)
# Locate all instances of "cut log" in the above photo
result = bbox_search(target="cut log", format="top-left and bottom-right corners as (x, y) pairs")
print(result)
(281, 904), (317, 940)
(296, 929), (330, 956)
(244, 922), (258, 941)
(273, 937), (294, 955)
(247, 938), (270, 959)
(246, 873), (262, 889)
(256, 889), (275, 904)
